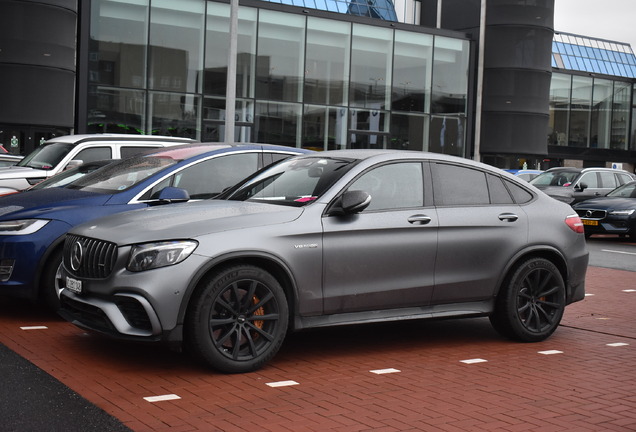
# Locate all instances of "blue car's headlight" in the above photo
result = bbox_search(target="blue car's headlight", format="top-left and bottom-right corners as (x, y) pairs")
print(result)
(609, 209), (635, 216)
(127, 240), (198, 272)
(0, 219), (49, 235)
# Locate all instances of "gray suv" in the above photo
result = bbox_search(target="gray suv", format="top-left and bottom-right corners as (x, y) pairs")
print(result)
(59, 151), (589, 373)
(530, 167), (636, 205)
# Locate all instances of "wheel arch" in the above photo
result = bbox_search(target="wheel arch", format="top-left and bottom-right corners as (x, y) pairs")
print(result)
(178, 252), (299, 329)
(36, 235), (66, 297)
(496, 246), (569, 299)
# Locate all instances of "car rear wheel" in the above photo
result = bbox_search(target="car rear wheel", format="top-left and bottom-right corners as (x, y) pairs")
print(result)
(490, 257), (565, 342)
(185, 265), (288, 373)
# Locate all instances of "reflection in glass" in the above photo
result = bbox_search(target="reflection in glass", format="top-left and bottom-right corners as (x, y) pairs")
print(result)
(149, 0), (204, 93)
(392, 32), (433, 113)
(305, 18), (350, 106)
(255, 101), (302, 147)
(303, 105), (348, 151)
(611, 81), (630, 150)
(87, 87), (145, 134)
(432, 37), (469, 114)
(149, 92), (200, 138)
(89, 0), (149, 88)
(350, 24), (393, 109)
(256, 11), (305, 103)
(569, 76), (592, 147)
(429, 116), (465, 156)
(548, 73), (571, 146)
(202, 97), (254, 142)
(204, 3), (230, 96)
(390, 113), (429, 151)
(590, 78), (612, 149)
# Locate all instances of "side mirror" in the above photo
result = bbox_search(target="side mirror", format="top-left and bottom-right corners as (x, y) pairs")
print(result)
(64, 160), (84, 170)
(328, 190), (371, 216)
(576, 182), (588, 192)
(153, 186), (190, 204)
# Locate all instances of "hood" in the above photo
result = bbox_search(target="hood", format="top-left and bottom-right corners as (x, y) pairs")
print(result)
(573, 197), (636, 211)
(0, 188), (110, 219)
(71, 200), (305, 245)
(0, 165), (47, 179)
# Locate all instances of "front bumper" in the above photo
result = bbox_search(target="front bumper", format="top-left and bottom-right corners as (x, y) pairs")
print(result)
(58, 252), (209, 342)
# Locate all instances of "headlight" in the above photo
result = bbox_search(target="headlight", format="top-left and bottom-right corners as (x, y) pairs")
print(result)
(127, 240), (198, 272)
(609, 209), (635, 216)
(0, 219), (49, 235)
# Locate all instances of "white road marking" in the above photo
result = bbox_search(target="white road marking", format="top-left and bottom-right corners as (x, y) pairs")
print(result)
(20, 326), (48, 330)
(143, 394), (181, 402)
(266, 380), (299, 388)
(607, 343), (629, 347)
(460, 358), (488, 364)
(370, 368), (401, 374)
(538, 350), (563, 355)
(601, 249), (636, 256)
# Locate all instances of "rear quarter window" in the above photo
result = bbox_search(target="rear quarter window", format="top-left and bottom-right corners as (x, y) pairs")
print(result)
(505, 179), (533, 204)
(120, 146), (161, 159)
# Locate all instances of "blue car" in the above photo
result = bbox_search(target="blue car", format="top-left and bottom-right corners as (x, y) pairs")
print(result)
(0, 143), (310, 309)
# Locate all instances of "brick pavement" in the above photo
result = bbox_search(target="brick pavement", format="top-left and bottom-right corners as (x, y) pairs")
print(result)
(0, 266), (634, 432)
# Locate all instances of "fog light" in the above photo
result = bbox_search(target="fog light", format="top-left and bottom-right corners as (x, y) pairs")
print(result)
(0, 259), (15, 282)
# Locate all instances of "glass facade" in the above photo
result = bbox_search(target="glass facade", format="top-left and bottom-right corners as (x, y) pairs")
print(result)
(261, 0), (398, 21)
(86, 0), (469, 154)
(552, 33), (636, 79)
(548, 73), (634, 151)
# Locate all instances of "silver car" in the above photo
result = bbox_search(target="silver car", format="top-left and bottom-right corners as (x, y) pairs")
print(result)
(59, 150), (589, 373)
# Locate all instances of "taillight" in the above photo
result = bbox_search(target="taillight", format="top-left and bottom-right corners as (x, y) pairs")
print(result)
(565, 214), (584, 233)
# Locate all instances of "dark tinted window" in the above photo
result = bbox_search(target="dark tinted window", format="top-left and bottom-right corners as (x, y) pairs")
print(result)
(433, 163), (489, 206)
(74, 147), (112, 164)
(505, 179), (534, 204)
(487, 174), (514, 204)
(349, 162), (424, 211)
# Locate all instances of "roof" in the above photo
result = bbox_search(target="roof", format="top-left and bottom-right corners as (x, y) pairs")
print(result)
(552, 32), (636, 78)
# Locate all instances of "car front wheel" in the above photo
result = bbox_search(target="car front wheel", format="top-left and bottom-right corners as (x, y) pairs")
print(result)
(490, 257), (566, 342)
(186, 265), (289, 373)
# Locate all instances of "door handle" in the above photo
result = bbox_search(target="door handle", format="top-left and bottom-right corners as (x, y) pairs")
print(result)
(408, 214), (432, 225)
(498, 213), (518, 222)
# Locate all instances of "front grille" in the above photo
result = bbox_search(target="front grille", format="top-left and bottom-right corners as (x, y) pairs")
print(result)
(575, 209), (607, 219)
(64, 234), (118, 279)
(60, 295), (117, 334)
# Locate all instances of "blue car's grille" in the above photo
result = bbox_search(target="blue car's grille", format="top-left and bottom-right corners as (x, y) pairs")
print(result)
(64, 234), (118, 279)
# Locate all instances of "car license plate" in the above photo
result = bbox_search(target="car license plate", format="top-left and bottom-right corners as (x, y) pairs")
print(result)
(582, 219), (598, 226)
(66, 276), (82, 294)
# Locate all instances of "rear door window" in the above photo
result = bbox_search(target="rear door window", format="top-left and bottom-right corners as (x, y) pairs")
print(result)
(433, 163), (489, 206)
(73, 147), (112, 164)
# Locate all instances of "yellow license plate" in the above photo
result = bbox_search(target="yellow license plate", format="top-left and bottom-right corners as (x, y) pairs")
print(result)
(582, 219), (598, 226)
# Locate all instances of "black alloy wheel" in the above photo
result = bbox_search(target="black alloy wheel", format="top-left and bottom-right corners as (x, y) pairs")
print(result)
(490, 257), (566, 342)
(186, 265), (288, 373)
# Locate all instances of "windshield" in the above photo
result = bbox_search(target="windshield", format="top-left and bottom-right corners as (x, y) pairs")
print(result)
(67, 155), (178, 194)
(530, 170), (579, 187)
(227, 156), (358, 206)
(607, 182), (636, 198)
(17, 142), (74, 170)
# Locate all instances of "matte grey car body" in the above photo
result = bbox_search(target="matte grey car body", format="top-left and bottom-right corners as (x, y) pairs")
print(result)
(59, 150), (588, 373)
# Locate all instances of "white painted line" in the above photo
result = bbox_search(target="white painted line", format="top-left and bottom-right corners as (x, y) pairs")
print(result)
(266, 380), (299, 388)
(143, 394), (181, 403)
(460, 358), (488, 364)
(596, 317), (611, 320)
(607, 343), (629, 347)
(538, 350), (563, 355)
(370, 368), (401, 374)
(601, 249), (636, 256)
(622, 289), (636, 293)
(20, 326), (48, 330)
(585, 293), (595, 296)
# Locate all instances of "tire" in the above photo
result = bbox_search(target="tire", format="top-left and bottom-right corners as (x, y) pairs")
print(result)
(185, 265), (288, 373)
(40, 248), (64, 311)
(490, 258), (565, 342)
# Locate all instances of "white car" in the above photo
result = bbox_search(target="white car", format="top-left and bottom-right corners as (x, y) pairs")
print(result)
(0, 134), (196, 191)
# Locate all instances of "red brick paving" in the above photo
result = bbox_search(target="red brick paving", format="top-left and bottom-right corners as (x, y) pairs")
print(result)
(0, 266), (634, 431)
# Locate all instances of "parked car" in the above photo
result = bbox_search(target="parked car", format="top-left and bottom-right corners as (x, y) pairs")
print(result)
(572, 180), (636, 239)
(0, 143), (310, 310)
(530, 167), (636, 204)
(0, 134), (196, 191)
(0, 154), (24, 167)
(504, 169), (543, 182)
(58, 150), (588, 373)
